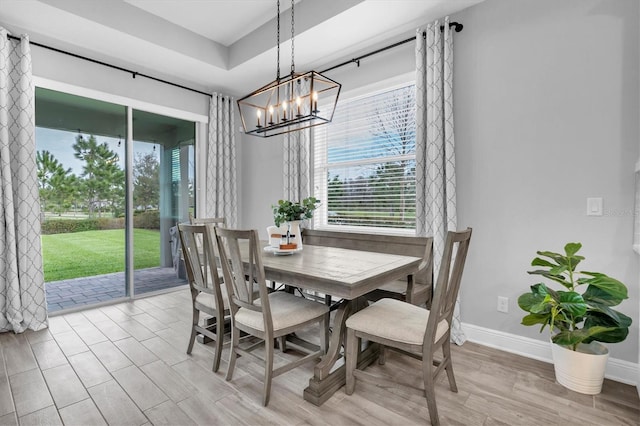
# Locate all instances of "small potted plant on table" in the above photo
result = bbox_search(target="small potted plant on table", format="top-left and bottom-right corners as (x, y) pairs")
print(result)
(517, 242), (631, 394)
(270, 197), (320, 249)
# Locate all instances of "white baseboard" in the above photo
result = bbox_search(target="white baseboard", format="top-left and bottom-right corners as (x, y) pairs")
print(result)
(461, 323), (638, 387)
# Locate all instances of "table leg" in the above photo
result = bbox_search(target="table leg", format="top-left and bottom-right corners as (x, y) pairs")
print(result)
(303, 297), (378, 406)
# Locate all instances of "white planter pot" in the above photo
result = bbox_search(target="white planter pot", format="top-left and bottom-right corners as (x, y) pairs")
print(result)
(551, 341), (609, 394)
(286, 220), (303, 248)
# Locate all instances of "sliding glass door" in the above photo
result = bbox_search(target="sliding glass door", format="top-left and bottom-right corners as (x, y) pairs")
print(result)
(35, 87), (196, 312)
(132, 110), (195, 295)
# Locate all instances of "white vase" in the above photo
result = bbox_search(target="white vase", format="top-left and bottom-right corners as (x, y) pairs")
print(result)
(551, 341), (609, 394)
(286, 220), (303, 249)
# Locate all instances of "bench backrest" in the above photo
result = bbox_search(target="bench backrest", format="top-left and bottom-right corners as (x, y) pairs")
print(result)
(302, 229), (433, 288)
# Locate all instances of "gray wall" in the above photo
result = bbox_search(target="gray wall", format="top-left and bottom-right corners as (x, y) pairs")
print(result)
(452, 0), (639, 362)
(30, 42), (209, 117)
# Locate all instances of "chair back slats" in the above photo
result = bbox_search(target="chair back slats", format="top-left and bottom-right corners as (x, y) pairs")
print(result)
(191, 217), (226, 226)
(215, 227), (273, 323)
(416, 239), (434, 283)
(178, 223), (222, 295)
(424, 228), (472, 345)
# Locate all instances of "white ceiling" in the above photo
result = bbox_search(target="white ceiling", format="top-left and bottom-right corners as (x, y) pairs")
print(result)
(0, 0), (483, 97)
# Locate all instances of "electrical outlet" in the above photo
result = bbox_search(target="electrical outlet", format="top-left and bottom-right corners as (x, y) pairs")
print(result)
(497, 296), (509, 313)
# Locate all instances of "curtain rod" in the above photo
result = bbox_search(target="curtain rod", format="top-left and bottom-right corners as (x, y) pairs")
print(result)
(6, 33), (213, 98)
(6, 20), (462, 97)
(321, 21), (462, 74)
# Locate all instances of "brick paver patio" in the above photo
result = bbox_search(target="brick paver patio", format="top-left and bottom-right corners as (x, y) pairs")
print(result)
(45, 267), (187, 312)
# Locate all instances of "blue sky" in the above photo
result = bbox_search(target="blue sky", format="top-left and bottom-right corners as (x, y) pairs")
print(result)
(36, 127), (157, 175)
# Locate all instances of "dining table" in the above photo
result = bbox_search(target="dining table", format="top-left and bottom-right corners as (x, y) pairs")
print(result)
(254, 241), (423, 406)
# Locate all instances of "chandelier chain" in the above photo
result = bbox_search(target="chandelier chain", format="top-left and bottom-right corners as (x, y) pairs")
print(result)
(290, 0), (295, 76)
(276, 0), (280, 80)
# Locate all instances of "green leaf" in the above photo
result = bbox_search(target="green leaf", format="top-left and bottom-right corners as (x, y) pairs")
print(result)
(555, 291), (587, 318)
(583, 327), (629, 344)
(584, 308), (633, 329)
(582, 311), (630, 343)
(517, 292), (547, 313)
(566, 255), (584, 270)
(549, 264), (568, 275)
(521, 313), (550, 327)
(536, 250), (564, 260)
(564, 242), (582, 256)
(530, 283), (550, 296)
(527, 270), (572, 289)
(552, 326), (615, 347)
(582, 285), (622, 307)
(531, 257), (556, 268)
(579, 272), (628, 301)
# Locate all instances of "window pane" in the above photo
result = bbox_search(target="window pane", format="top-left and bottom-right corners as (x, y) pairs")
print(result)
(132, 109), (195, 296)
(36, 87), (128, 312)
(314, 84), (416, 231)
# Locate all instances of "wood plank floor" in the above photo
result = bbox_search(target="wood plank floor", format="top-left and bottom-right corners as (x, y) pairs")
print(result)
(0, 287), (638, 425)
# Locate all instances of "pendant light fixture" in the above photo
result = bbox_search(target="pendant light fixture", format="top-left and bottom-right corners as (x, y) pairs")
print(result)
(237, 0), (341, 138)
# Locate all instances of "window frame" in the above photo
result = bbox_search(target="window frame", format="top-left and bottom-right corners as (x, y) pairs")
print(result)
(311, 74), (417, 236)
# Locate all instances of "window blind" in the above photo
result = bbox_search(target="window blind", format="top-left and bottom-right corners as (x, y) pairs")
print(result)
(313, 84), (416, 231)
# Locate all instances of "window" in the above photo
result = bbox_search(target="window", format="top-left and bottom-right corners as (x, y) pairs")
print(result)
(313, 83), (416, 232)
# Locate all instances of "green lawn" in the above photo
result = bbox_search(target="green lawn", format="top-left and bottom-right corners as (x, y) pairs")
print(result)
(41, 229), (161, 282)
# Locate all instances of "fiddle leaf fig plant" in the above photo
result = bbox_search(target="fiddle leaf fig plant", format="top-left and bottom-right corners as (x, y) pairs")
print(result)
(518, 242), (631, 351)
(272, 197), (320, 227)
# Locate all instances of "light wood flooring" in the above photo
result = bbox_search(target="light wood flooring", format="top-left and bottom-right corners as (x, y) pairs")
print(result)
(0, 287), (638, 425)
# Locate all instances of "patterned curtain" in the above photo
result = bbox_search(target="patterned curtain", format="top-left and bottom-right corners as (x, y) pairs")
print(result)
(205, 93), (237, 227)
(283, 129), (310, 202)
(0, 29), (48, 333)
(415, 18), (465, 344)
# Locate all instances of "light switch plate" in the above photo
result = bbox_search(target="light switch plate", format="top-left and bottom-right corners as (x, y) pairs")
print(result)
(587, 197), (603, 216)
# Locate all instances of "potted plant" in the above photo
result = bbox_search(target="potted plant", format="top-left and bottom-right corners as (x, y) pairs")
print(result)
(271, 197), (320, 248)
(517, 242), (631, 394)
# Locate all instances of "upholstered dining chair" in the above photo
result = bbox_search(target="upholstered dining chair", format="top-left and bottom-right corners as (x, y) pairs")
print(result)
(345, 228), (472, 426)
(178, 223), (228, 373)
(214, 227), (329, 406)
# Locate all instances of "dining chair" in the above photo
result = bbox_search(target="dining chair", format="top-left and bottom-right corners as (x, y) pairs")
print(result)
(214, 226), (329, 406)
(190, 216), (226, 282)
(178, 223), (228, 373)
(366, 236), (433, 306)
(191, 216), (226, 226)
(344, 227), (472, 426)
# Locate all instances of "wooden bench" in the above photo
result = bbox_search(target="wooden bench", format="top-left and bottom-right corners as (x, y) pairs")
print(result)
(301, 229), (433, 306)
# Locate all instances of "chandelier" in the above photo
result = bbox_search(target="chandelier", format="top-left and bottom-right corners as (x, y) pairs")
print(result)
(237, 0), (341, 138)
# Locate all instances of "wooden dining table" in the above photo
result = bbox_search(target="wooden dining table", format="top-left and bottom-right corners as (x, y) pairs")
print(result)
(255, 242), (423, 405)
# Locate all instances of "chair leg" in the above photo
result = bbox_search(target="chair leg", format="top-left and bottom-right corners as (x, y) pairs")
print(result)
(212, 312), (224, 373)
(187, 308), (198, 354)
(345, 328), (358, 395)
(263, 336), (274, 406)
(226, 324), (239, 381)
(443, 339), (458, 393)
(423, 351), (440, 426)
